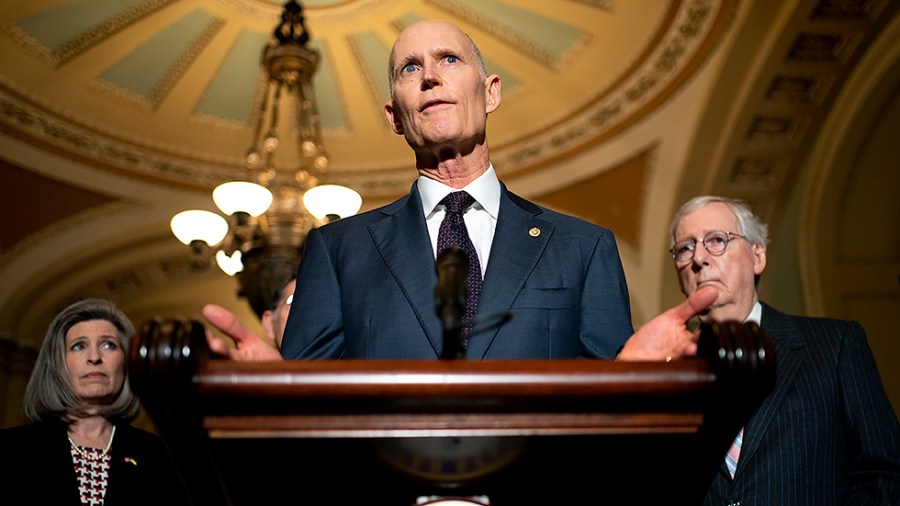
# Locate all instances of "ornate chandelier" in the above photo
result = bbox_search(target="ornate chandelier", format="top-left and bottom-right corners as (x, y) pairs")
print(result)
(169, 0), (361, 316)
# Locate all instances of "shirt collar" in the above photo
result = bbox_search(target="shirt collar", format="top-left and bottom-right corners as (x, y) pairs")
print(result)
(744, 301), (762, 325)
(419, 164), (501, 219)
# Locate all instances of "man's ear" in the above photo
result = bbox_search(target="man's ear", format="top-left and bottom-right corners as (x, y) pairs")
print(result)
(384, 101), (404, 135)
(485, 74), (501, 114)
(752, 243), (767, 276)
(261, 310), (276, 341)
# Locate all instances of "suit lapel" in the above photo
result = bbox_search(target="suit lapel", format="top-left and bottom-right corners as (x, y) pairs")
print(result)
(367, 184), (444, 356)
(467, 186), (552, 359)
(730, 303), (806, 479)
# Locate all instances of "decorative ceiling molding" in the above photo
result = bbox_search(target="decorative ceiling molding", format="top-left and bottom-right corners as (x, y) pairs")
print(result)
(0, 0), (733, 200)
(491, 0), (734, 180)
(0, 84), (232, 191)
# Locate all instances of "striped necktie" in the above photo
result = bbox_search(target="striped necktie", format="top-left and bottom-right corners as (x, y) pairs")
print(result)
(725, 428), (743, 479)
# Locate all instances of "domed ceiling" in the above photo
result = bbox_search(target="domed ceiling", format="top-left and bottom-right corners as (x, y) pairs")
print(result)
(0, 0), (728, 196)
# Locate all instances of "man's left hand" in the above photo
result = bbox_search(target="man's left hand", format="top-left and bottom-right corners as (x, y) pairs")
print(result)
(616, 285), (718, 361)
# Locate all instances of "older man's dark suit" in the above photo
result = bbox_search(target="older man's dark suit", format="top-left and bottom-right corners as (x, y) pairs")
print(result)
(281, 182), (633, 359)
(705, 303), (900, 505)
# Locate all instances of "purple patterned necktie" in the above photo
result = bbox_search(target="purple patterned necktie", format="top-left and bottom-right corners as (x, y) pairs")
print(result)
(436, 191), (482, 339)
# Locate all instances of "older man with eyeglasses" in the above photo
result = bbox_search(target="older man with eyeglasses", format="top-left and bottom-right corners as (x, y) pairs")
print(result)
(669, 195), (900, 505)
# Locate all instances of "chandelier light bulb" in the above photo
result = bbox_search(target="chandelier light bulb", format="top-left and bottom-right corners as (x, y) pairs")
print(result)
(303, 184), (362, 220)
(263, 132), (279, 152)
(294, 169), (313, 186)
(213, 181), (273, 217)
(282, 69), (300, 84)
(258, 168), (276, 186)
(215, 250), (244, 276)
(245, 148), (262, 168)
(170, 210), (229, 246)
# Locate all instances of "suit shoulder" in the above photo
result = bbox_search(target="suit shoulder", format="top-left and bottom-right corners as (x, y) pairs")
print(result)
(0, 422), (41, 443)
(0, 421), (58, 439)
(314, 193), (412, 235)
(114, 424), (174, 457)
(506, 191), (614, 236)
(770, 305), (862, 333)
(762, 303), (865, 349)
(116, 424), (166, 446)
(0, 421), (66, 456)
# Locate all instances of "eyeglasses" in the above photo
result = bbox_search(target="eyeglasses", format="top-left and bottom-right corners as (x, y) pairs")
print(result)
(670, 231), (746, 264)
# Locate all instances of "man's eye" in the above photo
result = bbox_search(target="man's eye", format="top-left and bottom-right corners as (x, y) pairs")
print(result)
(401, 63), (417, 73)
(676, 242), (694, 254)
(445, 55), (458, 64)
(708, 235), (727, 245)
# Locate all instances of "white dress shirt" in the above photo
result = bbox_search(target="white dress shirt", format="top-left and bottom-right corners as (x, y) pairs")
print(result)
(418, 165), (500, 278)
(745, 301), (762, 325)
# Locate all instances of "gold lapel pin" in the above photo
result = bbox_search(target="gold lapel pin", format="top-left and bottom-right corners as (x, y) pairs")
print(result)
(529, 227), (541, 237)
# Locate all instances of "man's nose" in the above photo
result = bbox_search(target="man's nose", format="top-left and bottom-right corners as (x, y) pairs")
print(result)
(692, 243), (711, 265)
(420, 62), (441, 90)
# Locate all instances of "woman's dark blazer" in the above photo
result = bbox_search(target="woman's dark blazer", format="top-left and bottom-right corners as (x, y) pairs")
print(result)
(0, 420), (190, 505)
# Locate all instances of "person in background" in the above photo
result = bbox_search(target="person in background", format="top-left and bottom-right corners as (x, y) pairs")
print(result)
(668, 195), (900, 504)
(204, 276), (295, 361)
(262, 276), (296, 350)
(0, 298), (191, 505)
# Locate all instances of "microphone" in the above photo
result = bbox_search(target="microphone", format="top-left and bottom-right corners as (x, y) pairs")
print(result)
(435, 246), (468, 359)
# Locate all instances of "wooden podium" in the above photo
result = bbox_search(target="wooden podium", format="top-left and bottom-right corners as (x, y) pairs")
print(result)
(129, 320), (774, 505)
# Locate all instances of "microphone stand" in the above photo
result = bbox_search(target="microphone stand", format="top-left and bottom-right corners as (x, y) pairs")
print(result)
(435, 247), (468, 359)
